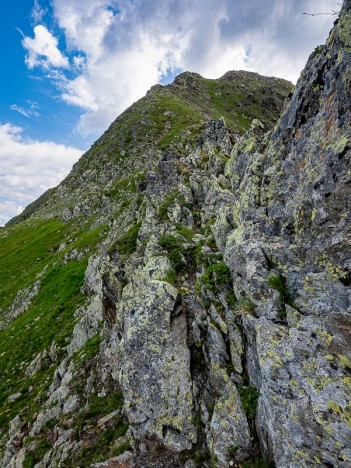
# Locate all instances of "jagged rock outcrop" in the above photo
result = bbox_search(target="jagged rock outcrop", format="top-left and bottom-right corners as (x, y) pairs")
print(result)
(0, 2), (351, 467)
(220, 4), (351, 464)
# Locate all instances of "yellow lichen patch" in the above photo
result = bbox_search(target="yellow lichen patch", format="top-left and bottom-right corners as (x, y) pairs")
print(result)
(327, 401), (341, 413)
(296, 450), (308, 459)
(342, 404), (351, 428)
(319, 331), (334, 347)
(338, 354), (351, 369)
(342, 377), (351, 389)
(330, 135), (349, 155)
(264, 350), (283, 366)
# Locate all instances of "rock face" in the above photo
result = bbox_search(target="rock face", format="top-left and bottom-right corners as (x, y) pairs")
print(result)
(221, 5), (351, 464)
(0, 2), (351, 467)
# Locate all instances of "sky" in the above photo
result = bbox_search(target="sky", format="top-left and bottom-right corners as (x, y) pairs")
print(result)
(0, 0), (341, 225)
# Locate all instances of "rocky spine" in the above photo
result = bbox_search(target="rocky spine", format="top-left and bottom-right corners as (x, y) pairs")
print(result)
(0, 2), (351, 467)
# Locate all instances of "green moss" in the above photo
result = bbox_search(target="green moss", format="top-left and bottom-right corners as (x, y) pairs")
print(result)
(339, 10), (351, 51)
(44, 418), (57, 430)
(209, 456), (219, 467)
(69, 387), (128, 467)
(159, 234), (184, 273)
(195, 242), (207, 266)
(193, 449), (211, 467)
(73, 420), (129, 467)
(85, 392), (124, 420)
(103, 172), (145, 200)
(206, 236), (217, 250)
(240, 457), (274, 468)
(268, 274), (288, 299)
(158, 192), (191, 222)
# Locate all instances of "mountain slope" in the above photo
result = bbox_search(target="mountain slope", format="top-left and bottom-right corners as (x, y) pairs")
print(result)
(1, 2), (351, 467)
(0, 70), (291, 467)
(7, 71), (290, 227)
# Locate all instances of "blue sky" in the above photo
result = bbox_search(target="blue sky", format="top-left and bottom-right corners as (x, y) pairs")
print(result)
(0, 1), (81, 144)
(0, 0), (340, 225)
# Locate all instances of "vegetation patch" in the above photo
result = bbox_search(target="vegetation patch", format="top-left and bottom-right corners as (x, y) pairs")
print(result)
(104, 172), (145, 199)
(109, 221), (142, 255)
(73, 333), (102, 365)
(310, 44), (324, 60)
(233, 297), (254, 315)
(162, 269), (177, 285)
(225, 291), (237, 308)
(267, 273), (293, 318)
(158, 193), (191, 222)
(159, 235), (184, 273)
(158, 195), (176, 221)
(237, 385), (260, 421)
(70, 390), (129, 468)
(198, 261), (232, 292)
(175, 223), (194, 241)
(228, 444), (240, 457)
(159, 234), (196, 277)
(23, 439), (52, 468)
(85, 392), (124, 421)
(0, 259), (87, 430)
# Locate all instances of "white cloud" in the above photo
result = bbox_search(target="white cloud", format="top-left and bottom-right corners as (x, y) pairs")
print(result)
(11, 104), (40, 118)
(0, 202), (24, 227)
(47, 0), (339, 138)
(31, 0), (46, 24)
(0, 124), (82, 225)
(22, 24), (69, 69)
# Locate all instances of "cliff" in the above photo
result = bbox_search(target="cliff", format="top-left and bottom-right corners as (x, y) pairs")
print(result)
(0, 2), (350, 467)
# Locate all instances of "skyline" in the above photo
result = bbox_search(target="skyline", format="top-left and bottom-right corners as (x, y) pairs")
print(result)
(0, 0), (340, 225)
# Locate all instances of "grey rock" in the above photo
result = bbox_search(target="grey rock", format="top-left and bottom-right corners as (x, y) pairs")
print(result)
(8, 393), (22, 402)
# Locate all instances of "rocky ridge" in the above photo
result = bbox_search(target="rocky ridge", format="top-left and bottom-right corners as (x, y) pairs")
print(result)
(0, 2), (351, 467)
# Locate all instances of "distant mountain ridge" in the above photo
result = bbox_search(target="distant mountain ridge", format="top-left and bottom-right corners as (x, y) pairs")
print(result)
(7, 70), (291, 227)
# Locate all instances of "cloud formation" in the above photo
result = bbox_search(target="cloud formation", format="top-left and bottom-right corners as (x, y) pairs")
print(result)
(31, 0), (46, 24)
(0, 201), (24, 227)
(11, 103), (40, 118)
(0, 124), (82, 225)
(46, 0), (339, 136)
(22, 24), (69, 69)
